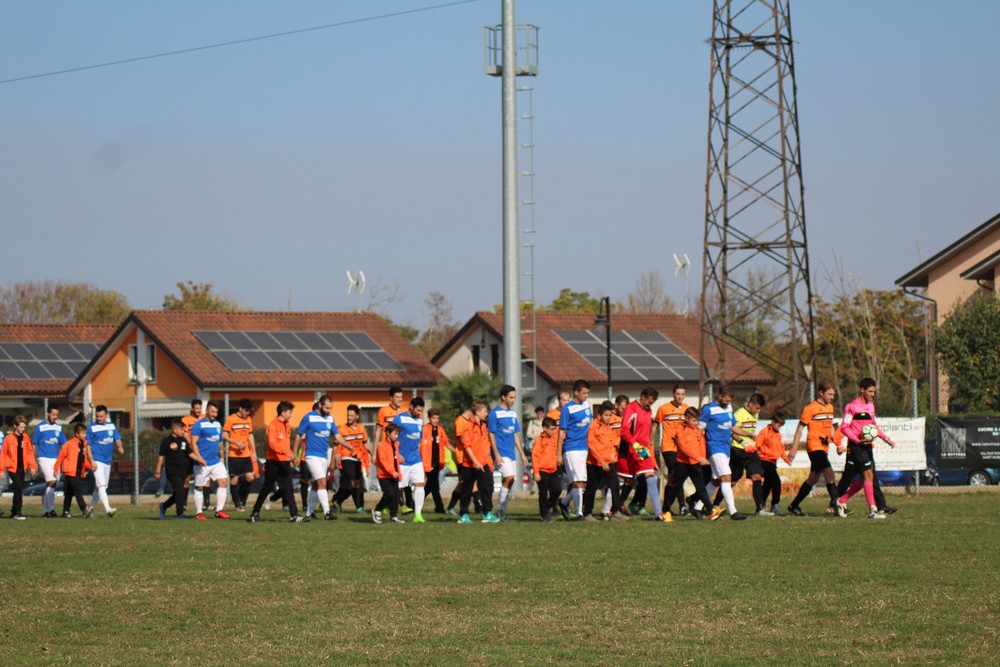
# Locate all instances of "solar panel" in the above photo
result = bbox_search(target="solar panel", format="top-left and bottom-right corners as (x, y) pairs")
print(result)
(193, 331), (404, 372)
(555, 329), (700, 383)
(0, 340), (104, 380)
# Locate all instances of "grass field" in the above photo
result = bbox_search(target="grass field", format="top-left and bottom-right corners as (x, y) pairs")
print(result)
(1, 492), (998, 665)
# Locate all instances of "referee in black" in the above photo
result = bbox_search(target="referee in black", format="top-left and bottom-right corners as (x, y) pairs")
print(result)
(155, 419), (205, 520)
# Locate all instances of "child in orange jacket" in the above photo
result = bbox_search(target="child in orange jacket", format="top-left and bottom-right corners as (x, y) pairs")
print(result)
(663, 407), (718, 520)
(1, 416), (37, 519)
(582, 402), (627, 521)
(52, 424), (94, 518)
(755, 412), (790, 516)
(372, 423), (403, 524)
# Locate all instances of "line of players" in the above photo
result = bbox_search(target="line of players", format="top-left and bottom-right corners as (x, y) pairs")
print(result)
(0, 376), (896, 522)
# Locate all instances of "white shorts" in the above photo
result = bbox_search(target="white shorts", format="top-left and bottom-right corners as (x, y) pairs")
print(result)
(399, 463), (426, 487)
(709, 452), (732, 479)
(305, 456), (330, 482)
(499, 456), (517, 479)
(38, 457), (59, 483)
(194, 462), (228, 487)
(563, 450), (588, 484)
(93, 461), (111, 488)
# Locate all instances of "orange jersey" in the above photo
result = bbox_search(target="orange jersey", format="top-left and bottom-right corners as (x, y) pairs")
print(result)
(674, 423), (707, 466)
(181, 413), (200, 438)
(587, 420), (617, 466)
(532, 431), (559, 474)
(755, 427), (790, 465)
(609, 413), (623, 451)
(1, 433), (36, 473)
(546, 407), (562, 423)
(375, 438), (401, 479)
(453, 414), (472, 466)
(656, 401), (688, 453)
(53, 437), (92, 477)
(799, 400), (836, 452)
(420, 423), (451, 473)
(377, 404), (405, 438)
(224, 414), (254, 458)
(337, 422), (369, 462)
(458, 417), (491, 469)
(265, 418), (294, 462)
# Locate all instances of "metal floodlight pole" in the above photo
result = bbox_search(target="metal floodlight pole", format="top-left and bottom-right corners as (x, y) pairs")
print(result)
(501, 0), (521, 418)
(596, 297), (612, 400)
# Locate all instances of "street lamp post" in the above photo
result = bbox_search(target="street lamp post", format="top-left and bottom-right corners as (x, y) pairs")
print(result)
(595, 297), (612, 400)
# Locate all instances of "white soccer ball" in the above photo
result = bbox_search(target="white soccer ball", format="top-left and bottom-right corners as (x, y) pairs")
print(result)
(860, 424), (878, 443)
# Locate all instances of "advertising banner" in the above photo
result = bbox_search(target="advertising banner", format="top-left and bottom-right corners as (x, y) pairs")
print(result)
(937, 418), (1000, 469)
(761, 417), (926, 472)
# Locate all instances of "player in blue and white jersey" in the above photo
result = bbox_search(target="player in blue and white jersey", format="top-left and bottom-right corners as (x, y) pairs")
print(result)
(296, 394), (349, 521)
(694, 385), (748, 521)
(488, 385), (528, 519)
(558, 379), (593, 519)
(190, 400), (230, 520)
(32, 406), (66, 517)
(392, 397), (427, 523)
(87, 405), (124, 517)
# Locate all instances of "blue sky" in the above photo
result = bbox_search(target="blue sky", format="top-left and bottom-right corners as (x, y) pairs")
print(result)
(1, 0), (998, 331)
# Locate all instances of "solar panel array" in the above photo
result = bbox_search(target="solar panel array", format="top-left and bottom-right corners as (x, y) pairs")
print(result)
(193, 331), (404, 372)
(554, 329), (700, 383)
(0, 342), (102, 380)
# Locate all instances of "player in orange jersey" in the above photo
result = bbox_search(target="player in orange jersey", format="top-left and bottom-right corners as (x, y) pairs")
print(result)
(333, 404), (369, 513)
(224, 399), (258, 512)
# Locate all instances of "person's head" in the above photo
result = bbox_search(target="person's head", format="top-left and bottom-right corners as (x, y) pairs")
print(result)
(639, 386), (659, 408)
(541, 416), (558, 434)
(859, 377), (877, 402)
(384, 422), (401, 442)
(12, 415), (27, 434)
(572, 379), (591, 403)
(94, 405), (108, 424)
(409, 396), (425, 419)
(672, 384), (687, 405)
(389, 386), (403, 408)
(615, 395), (629, 414)
(817, 380), (837, 405)
(499, 385), (517, 408)
(769, 411), (785, 430)
(46, 407), (59, 424)
(471, 400), (489, 421)
(276, 400), (294, 421)
(190, 399), (203, 416)
(716, 384), (734, 407)
(747, 393), (765, 415)
(535, 405), (545, 419)
(317, 395), (333, 417)
(598, 401), (614, 424)
(237, 398), (252, 418)
(684, 406), (700, 427)
(557, 390), (570, 408)
(205, 400), (220, 420)
(346, 404), (360, 426)
(74, 423), (87, 438)
(427, 407), (441, 425)
(170, 419), (184, 436)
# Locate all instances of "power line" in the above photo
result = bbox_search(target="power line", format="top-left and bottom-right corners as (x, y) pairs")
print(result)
(0, 0), (482, 85)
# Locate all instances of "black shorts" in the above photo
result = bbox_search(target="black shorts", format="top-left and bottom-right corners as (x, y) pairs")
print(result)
(299, 462), (311, 482)
(808, 450), (832, 473)
(730, 448), (764, 478)
(661, 450), (678, 476)
(229, 457), (255, 476)
(846, 444), (873, 472)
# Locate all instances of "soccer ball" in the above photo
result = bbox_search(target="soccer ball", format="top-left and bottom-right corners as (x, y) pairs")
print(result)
(860, 424), (878, 443)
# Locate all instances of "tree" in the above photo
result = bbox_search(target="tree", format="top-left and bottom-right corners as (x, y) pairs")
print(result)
(544, 288), (604, 313)
(162, 281), (242, 311)
(364, 276), (404, 314)
(387, 319), (420, 344)
(0, 280), (131, 324)
(432, 371), (504, 439)
(935, 290), (1000, 413)
(617, 270), (678, 314)
(414, 291), (459, 359)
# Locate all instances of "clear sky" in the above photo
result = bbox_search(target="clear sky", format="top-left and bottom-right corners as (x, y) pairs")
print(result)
(1, 0), (998, 331)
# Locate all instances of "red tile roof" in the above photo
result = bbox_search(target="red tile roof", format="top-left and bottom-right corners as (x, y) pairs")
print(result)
(0, 324), (116, 396)
(436, 311), (772, 386)
(78, 311), (444, 390)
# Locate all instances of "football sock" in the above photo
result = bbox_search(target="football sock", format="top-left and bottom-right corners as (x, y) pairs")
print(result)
(839, 480), (864, 504)
(448, 486), (461, 510)
(696, 482), (718, 511)
(215, 487), (228, 512)
(403, 486), (414, 509)
(863, 480), (876, 508)
(307, 488), (318, 516)
(602, 490), (613, 514)
(632, 480), (647, 510)
(721, 482), (737, 515)
(498, 486), (509, 511)
(645, 477), (662, 516)
(353, 485), (365, 509)
(790, 482), (812, 508)
(825, 483), (839, 503)
(412, 486), (425, 515)
(571, 487), (583, 515)
(619, 482), (633, 505)
(194, 489), (204, 515)
(300, 484), (309, 510)
(317, 488), (331, 515)
(752, 480), (763, 510)
(44, 486), (55, 514)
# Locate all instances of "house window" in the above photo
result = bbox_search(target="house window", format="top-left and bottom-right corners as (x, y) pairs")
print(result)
(128, 344), (157, 384)
(472, 345), (481, 371)
(490, 344), (500, 376)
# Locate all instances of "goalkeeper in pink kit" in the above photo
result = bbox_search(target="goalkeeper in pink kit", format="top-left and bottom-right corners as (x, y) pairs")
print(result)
(835, 378), (896, 519)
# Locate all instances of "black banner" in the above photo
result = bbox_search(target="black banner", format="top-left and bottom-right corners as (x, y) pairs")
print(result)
(937, 418), (1000, 468)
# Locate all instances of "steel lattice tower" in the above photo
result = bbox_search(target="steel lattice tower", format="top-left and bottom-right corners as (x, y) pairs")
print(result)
(699, 0), (816, 407)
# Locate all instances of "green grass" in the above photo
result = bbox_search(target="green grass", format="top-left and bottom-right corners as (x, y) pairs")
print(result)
(1, 493), (998, 665)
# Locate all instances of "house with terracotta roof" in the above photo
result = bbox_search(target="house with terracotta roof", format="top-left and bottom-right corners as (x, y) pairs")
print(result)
(432, 311), (773, 410)
(896, 210), (1000, 412)
(67, 310), (444, 430)
(0, 324), (116, 425)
